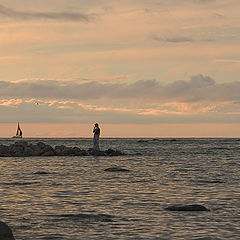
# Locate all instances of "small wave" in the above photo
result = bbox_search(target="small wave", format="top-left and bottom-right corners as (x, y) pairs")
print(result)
(1, 181), (41, 186)
(41, 235), (64, 240)
(190, 237), (214, 240)
(196, 180), (225, 184)
(54, 213), (115, 222)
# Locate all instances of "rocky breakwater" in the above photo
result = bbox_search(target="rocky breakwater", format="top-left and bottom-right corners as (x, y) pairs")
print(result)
(0, 141), (124, 157)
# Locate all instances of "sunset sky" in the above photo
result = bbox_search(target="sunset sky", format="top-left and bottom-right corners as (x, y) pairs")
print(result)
(1, 0), (240, 137)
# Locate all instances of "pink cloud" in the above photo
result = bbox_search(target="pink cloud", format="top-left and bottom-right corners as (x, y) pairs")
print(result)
(0, 98), (22, 106)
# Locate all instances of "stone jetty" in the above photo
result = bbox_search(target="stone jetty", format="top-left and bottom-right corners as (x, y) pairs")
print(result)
(0, 141), (124, 157)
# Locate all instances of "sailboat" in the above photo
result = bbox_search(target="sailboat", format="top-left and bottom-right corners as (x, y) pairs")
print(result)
(12, 122), (23, 138)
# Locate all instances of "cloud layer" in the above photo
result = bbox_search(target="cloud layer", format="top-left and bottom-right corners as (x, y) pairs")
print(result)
(1, 75), (240, 124)
(1, 75), (239, 103)
(0, 4), (96, 21)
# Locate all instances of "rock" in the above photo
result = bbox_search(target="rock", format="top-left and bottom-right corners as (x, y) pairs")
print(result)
(152, 138), (160, 141)
(105, 148), (124, 156)
(37, 142), (47, 149)
(9, 144), (24, 157)
(23, 146), (38, 156)
(54, 145), (66, 156)
(197, 180), (224, 184)
(88, 148), (107, 156)
(0, 221), (15, 240)
(55, 145), (83, 156)
(104, 166), (130, 172)
(72, 147), (88, 156)
(137, 139), (149, 143)
(14, 140), (28, 148)
(40, 144), (55, 156)
(28, 144), (41, 155)
(7, 141), (29, 157)
(164, 204), (209, 211)
(42, 145), (54, 152)
(41, 150), (55, 156)
(0, 145), (10, 157)
(34, 171), (50, 175)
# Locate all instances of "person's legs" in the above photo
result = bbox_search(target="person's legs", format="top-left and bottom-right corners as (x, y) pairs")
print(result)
(93, 135), (100, 150)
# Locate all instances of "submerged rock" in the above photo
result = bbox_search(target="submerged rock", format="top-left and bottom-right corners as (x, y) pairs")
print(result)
(0, 221), (15, 240)
(34, 171), (50, 175)
(196, 180), (224, 184)
(164, 204), (209, 212)
(104, 166), (130, 172)
(0, 141), (125, 157)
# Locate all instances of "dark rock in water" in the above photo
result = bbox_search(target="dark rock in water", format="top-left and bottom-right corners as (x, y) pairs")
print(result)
(9, 143), (25, 157)
(151, 138), (160, 141)
(72, 147), (88, 156)
(88, 148), (125, 156)
(37, 142), (47, 149)
(14, 140), (28, 148)
(23, 146), (37, 156)
(165, 204), (209, 211)
(41, 150), (55, 156)
(88, 148), (107, 156)
(137, 139), (149, 143)
(105, 148), (124, 156)
(197, 180), (224, 184)
(27, 144), (41, 156)
(54, 145), (66, 156)
(0, 221), (15, 240)
(57, 145), (73, 155)
(34, 171), (50, 175)
(55, 145), (89, 156)
(42, 145), (54, 152)
(0, 145), (10, 157)
(104, 166), (130, 172)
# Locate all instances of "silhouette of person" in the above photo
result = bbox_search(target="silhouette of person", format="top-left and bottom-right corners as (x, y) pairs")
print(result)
(93, 123), (100, 150)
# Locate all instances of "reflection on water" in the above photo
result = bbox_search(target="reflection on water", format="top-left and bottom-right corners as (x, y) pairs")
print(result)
(0, 138), (239, 239)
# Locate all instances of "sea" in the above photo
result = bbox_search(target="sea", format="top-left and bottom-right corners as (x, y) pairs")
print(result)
(0, 138), (239, 240)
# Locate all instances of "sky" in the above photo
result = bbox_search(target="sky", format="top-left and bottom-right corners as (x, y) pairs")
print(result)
(0, 0), (240, 137)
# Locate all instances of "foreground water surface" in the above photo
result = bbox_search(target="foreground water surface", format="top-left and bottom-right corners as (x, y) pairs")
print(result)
(0, 138), (239, 239)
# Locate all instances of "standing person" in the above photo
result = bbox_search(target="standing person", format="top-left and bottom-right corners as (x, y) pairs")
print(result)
(93, 123), (100, 150)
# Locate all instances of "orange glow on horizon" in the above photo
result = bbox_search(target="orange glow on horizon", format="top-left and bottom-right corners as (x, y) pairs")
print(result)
(1, 123), (240, 138)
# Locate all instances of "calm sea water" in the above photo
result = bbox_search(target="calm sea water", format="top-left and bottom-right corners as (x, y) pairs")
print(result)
(0, 138), (239, 240)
